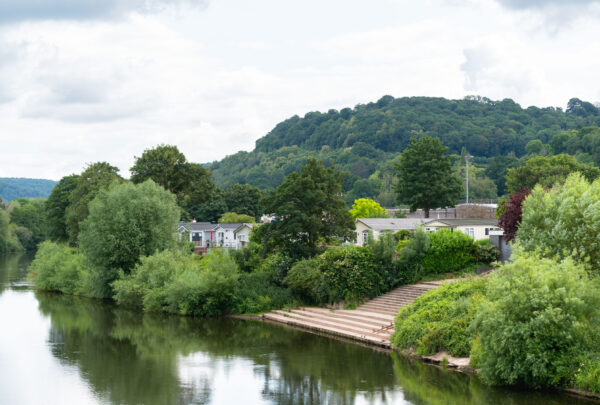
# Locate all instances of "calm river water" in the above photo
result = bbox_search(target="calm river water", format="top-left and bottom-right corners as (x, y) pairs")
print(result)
(0, 254), (594, 405)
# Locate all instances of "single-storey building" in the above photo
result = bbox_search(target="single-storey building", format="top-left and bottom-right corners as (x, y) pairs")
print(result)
(354, 218), (426, 246)
(177, 221), (259, 253)
(423, 218), (501, 241)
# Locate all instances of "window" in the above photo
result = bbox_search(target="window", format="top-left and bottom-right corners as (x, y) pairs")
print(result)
(362, 231), (368, 244)
(463, 228), (475, 238)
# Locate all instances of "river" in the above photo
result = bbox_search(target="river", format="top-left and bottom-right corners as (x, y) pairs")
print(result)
(0, 254), (594, 405)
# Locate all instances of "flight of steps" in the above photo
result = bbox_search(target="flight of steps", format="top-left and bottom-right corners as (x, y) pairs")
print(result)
(261, 281), (442, 348)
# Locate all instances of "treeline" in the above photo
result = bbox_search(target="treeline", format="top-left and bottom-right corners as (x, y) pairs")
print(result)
(0, 197), (48, 254)
(0, 178), (57, 202)
(209, 96), (600, 203)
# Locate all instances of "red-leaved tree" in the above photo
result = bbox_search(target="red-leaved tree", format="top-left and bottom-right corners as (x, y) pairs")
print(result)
(498, 188), (531, 242)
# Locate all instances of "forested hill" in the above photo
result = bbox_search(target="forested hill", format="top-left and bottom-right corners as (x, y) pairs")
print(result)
(209, 95), (600, 204)
(0, 178), (57, 202)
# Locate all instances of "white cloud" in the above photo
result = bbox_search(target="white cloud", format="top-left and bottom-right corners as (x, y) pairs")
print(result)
(0, 0), (599, 180)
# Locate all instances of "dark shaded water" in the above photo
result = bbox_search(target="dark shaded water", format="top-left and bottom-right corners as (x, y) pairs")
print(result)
(0, 254), (595, 405)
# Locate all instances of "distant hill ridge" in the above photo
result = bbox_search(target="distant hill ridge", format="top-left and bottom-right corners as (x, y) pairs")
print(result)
(0, 177), (57, 202)
(208, 95), (600, 199)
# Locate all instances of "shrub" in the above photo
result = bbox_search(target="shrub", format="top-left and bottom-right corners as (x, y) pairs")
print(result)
(164, 249), (239, 316)
(575, 357), (600, 393)
(112, 249), (200, 310)
(234, 272), (295, 314)
(517, 173), (600, 273)
(369, 233), (402, 288)
(320, 245), (385, 303)
(391, 277), (486, 357)
(398, 227), (429, 283)
(258, 252), (294, 285)
(283, 258), (326, 304)
(421, 229), (474, 275)
(28, 241), (88, 294)
(473, 239), (500, 264)
(471, 251), (600, 388)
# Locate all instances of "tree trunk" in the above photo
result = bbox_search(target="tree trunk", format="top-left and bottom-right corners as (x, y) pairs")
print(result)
(424, 207), (430, 218)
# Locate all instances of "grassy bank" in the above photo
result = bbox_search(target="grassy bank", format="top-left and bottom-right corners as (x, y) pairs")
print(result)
(391, 251), (600, 394)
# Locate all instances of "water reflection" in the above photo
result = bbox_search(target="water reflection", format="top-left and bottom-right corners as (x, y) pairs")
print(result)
(1, 254), (594, 405)
(35, 292), (400, 405)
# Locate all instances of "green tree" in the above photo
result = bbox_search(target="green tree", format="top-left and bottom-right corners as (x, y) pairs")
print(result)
(218, 212), (255, 224)
(130, 145), (215, 209)
(8, 198), (49, 251)
(454, 161), (498, 199)
(65, 162), (123, 245)
(395, 137), (462, 218)
(78, 180), (180, 298)
(505, 154), (600, 194)
(484, 156), (519, 196)
(46, 174), (79, 242)
(222, 184), (265, 221)
(471, 252), (600, 388)
(260, 158), (355, 258)
(349, 198), (389, 219)
(517, 173), (600, 273)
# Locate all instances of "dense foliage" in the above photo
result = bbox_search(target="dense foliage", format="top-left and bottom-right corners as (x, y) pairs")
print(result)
(497, 188), (530, 242)
(259, 158), (355, 258)
(218, 212), (254, 223)
(471, 253), (600, 388)
(8, 198), (49, 251)
(421, 229), (475, 275)
(46, 174), (79, 242)
(517, 173), (600, 273)
(65, 162), (124, 245)
(79, 180), (180, 297)
(28, 241), (88, 294)
(391, 277), (486, 357)
(349, 198), (389, 219)
(505, 154), (600, 194)
(0, 177), (57, 202)
(209, 96), (600, 202)
(395, 137), (463, 217)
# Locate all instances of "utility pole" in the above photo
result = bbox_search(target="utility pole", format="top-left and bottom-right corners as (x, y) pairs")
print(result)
(465, 153), (472, 205)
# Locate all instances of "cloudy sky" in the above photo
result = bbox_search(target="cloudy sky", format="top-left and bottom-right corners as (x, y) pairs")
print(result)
(0, 0), (599, 180)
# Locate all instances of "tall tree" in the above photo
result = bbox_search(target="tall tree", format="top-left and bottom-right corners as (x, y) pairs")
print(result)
(130, 145), (215, 203)
(222, 184), (264, 221)
(65, 162), (123, 245)
(79, 180), (180, 298)
(46, 174), (80, 242)
(260, 158), (355, 258)
(349, 198), (389, 219)
(485, 156), (519, 196)
(395, 137), (462, 218)
(505, 154), (600, 194)
(9, 198), (48, 251)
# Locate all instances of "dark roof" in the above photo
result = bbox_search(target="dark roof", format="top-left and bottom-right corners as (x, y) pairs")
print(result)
(178, 222), (217, 232)
(217, 223), (245, 230)
(356, 218), (426, 231)
(424, 218), (498, 227)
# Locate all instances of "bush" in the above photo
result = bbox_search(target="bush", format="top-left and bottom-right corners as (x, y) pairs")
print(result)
(28, 241), (88, 294)
(473, 239), (500, 264)
(471, 251), (600, 388)
(284, 258), (326, 304)
(114, 249), (240, 317)
(391, 277), (486, 357)
(518, 173), (600, 273)
(163, 250), (239, 316)
(234, 272), (295, 314)
(575, 357), (600, 393)
(112, 249), (200, 310)
(320, 245), (385, 304)
(421, 229), (474, 275)
(397, 227), (430, 283)
(258, 252), (294, 285)
(369, 233), (402, 288)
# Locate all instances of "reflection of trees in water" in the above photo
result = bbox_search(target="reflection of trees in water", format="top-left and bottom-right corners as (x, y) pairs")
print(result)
(390, 353), (592, 405)
(0, 254), (32, 293)
(35, 292), (399, 405)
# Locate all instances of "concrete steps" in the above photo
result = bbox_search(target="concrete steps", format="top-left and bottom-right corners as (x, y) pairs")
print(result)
(261, 281), (443, 348)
